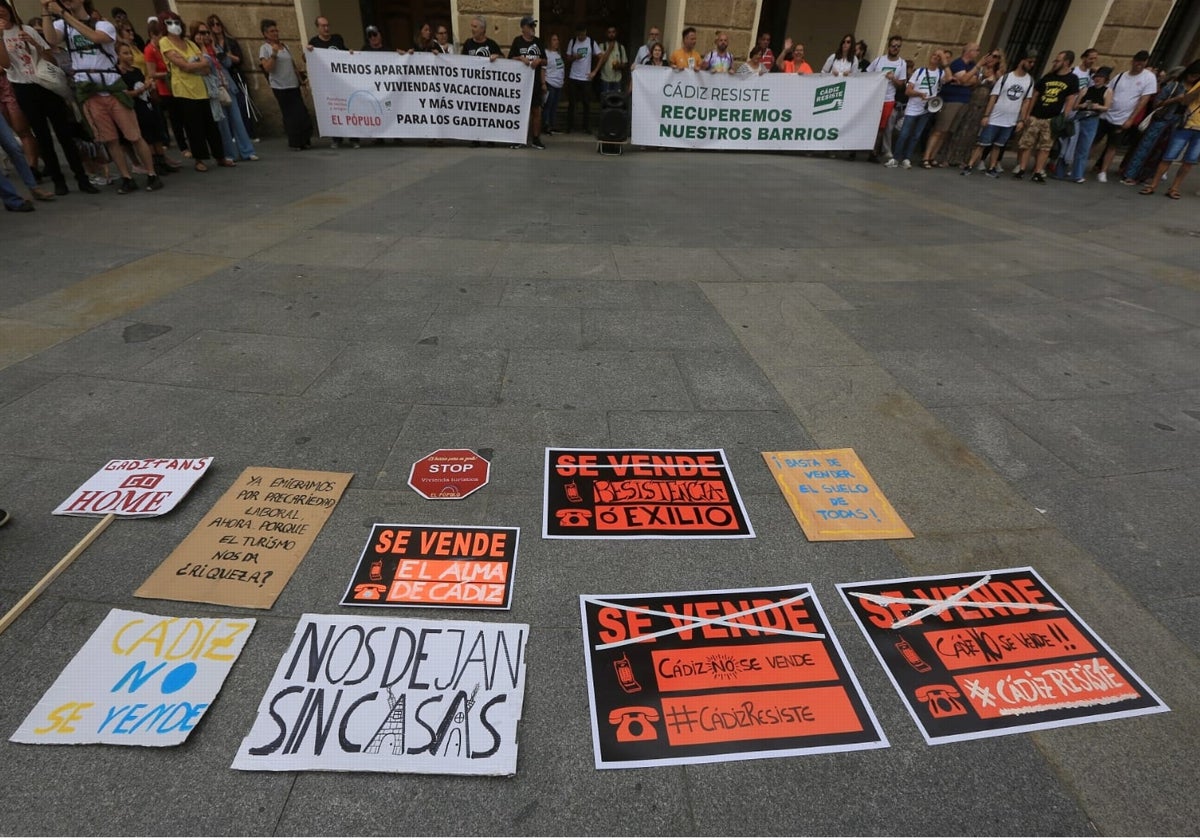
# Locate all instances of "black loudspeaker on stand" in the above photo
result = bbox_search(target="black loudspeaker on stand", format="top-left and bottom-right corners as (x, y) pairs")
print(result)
(597, 91), (630, 155)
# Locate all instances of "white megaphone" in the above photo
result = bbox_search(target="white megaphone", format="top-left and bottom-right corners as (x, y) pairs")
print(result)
(927, 96), (944, 113)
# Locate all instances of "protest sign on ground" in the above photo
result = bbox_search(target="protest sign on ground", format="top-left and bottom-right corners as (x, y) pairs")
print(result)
(581, 584), (887, 768)
(135, 467), (352, 609)
(11, 609), (253, 746)
(53, 457), (212, 518)
(233, 614), (528, 775)
(837, 568), (1169, 744)
(544, 448), (753, 539)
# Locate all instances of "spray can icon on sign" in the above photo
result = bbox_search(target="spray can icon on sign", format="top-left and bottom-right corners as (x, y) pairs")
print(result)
(614, 652), (642, 693)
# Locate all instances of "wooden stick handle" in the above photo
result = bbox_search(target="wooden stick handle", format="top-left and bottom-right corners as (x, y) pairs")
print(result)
(0, 513), (116, 636)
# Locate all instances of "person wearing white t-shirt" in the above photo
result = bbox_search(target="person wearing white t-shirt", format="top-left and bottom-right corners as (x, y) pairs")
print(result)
(632, 26), (661, 66)
(889, 50), (944, 168)
(542, 33), (564, 134)
(564, 23), (599, 133)
(960, 52), (1035, 176)
(1096, 50), (1157, 181)
(867, 35), (907, 162)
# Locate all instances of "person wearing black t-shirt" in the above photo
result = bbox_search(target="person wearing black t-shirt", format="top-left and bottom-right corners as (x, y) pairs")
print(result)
(1015, 51), (1079, 182)
(306, 16), (355, 148)
(509, 15), (545, 150)
(461, 15), (501, 60)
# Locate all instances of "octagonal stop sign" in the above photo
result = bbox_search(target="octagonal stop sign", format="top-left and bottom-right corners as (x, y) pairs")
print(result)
(408, 449), (490, 500)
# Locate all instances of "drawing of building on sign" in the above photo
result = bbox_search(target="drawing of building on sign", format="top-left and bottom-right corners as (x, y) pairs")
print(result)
(365, 689), (405, 755)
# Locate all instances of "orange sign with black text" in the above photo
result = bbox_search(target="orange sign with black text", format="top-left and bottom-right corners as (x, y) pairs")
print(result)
(580, 585), (887, 768)
(837, 568), (1168, 744)
(762, 448), (912, 540)
(342, 524), (518, 610)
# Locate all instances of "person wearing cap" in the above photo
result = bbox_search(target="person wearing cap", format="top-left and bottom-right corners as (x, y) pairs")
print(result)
(1062, 64), (1110, 182)
(509, 15), (545, 149)
(1121, 64), (1188, 185)
(360, 25), (388, 52)
(1095, 49), (1157, 182)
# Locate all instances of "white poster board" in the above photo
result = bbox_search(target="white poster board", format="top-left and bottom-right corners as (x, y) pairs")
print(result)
(233, 614), (528, 775)
(53, 457), (213, 517)
(11, 609), (254, 746)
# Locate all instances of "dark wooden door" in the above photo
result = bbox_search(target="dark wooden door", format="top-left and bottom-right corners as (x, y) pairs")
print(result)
(363, 0), (452, 51)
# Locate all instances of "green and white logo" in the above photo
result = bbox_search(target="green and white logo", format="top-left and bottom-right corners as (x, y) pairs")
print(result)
(814, 82), (846, 115)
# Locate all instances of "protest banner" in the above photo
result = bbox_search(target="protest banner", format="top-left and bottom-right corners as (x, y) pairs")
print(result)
(11, 609), (253, 747)
(762, 448), (913, 541)
(135, 467), (353, 609)
(543, 448), (754, 539)
(307, 49), (532, 144)
(232, 614), (528, 775)
(342, 524), (518, 610)
(580, 585), (887, 768)
(53, 457), (213, 518)
(631, 66), (886, 150)
(837, 568), (1169, 745)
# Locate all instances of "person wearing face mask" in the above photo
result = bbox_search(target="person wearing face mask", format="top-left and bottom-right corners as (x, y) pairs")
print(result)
(39, 0), (163, 192)
(158, 13), (225, 171)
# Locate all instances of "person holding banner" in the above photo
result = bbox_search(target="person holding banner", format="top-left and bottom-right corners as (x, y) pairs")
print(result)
(434, 24), (454, 55)
(702, 31), (734, 74)
(670, 26), (701, 72)
(461, 16), (501, 61)
(509, 15), (545, 150)
(821, 34), (858, 77)
(889, 48), (946, 169)
(258, 18), (312, 151)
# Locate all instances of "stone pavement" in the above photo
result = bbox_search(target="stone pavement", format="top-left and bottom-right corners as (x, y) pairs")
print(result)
(1, 134), (1198, 835)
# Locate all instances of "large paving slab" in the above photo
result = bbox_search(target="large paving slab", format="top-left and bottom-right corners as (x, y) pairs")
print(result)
(1, 131), (1197, 836)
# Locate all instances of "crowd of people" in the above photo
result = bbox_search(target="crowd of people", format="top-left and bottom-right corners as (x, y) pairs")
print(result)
(4, 4), (1200, 212)
(0, 0), (260, 212)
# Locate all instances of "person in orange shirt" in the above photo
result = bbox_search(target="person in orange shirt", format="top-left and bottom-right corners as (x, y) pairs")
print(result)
(670, 26), (701, 70)
(779, 39), (812, 74)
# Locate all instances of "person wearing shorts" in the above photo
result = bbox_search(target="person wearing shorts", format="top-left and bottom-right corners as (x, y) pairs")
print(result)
(1139, 61), (1200, 199)
(1015, 50), (1078, 182)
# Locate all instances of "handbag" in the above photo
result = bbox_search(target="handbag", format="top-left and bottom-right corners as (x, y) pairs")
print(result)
(217, 85), (233, 107)
(1050, 112), (1075, 138)
(1137, 111), (1153, 132)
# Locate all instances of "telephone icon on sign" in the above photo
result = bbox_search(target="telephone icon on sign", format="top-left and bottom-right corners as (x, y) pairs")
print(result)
(608, 706), (660, 742)
(353, 583), (387, 600)
(556, 508), (592, 527)
(915, 684), (966, 718)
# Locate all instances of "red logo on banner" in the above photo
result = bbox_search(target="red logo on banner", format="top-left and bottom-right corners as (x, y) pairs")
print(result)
(408, 449), (490, 500)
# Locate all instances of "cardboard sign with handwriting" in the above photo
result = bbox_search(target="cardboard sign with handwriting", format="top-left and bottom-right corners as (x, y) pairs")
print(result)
(762, 448), (912, 541)
(135, 467), (352, 609)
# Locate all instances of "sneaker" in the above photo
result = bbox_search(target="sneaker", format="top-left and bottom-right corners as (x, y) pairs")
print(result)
(89, 174), (108, 187)
(1031, 171), (1046, 183)
(145, 175), (164, 191)
(901, 159), (912, 169)
(116, 177), (137, 194)
(985, 167), (1001, 178)
(883, 158), (898, 168)
(509, 143), (525, 149)
(351, 141), (361, 149)
(329, 140), (340, 149)
(530, 138), (546, 150)
(77, 179), (100, 194)
(1097, 171), (1107, 183)
(247, 154), (259, 161)
(1120, 177), (1139, 186)
(960, 165), (971, 175)
(1012, 169), (1024, 180)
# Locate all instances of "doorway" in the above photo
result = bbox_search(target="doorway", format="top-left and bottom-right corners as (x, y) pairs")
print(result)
(364, 0), (452, 52)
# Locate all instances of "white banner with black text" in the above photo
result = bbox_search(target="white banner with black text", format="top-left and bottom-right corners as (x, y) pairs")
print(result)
(307, 50), (533, 144)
